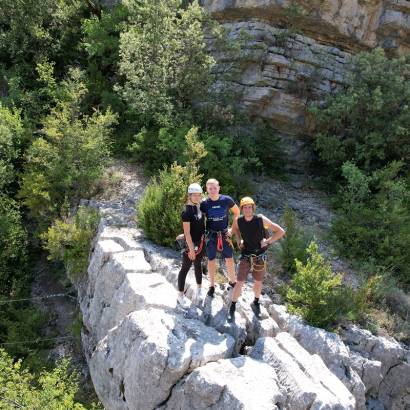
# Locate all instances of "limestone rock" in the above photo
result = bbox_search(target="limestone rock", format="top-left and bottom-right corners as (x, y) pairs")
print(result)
(268, 304), (366, 408)
(89, 308), (235, 410)
(250, 335), (356, 409)
(161, 356), (286, 410)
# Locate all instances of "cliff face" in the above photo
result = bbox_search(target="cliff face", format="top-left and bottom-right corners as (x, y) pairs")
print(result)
(201, 0), (410, 133)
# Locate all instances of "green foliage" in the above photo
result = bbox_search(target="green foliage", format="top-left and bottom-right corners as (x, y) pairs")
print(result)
(331, 162), (410, 286)
(118, 0), (215, 127)
(82, 4), (128, 113)
(0, 195), (28, 295)
(41, 206), (99, 282)
(0, 302), (50, 362)
(17, 69), (116, 230)
(138, 127), (206, 246)
(311, 48), (410, 177)
(286, 241), (344, 327)
(277, 205), (311, 275)
(0, 349), (90, 409)
(286, 241), (378, 328)
(310, 48), (410, 289)
(128, 123), (267, 196)
(0, 104), (24, 192)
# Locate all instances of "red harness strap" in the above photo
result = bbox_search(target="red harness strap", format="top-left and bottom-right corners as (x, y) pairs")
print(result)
(186, 235), (205, 256)
(217, 231), (224, 252)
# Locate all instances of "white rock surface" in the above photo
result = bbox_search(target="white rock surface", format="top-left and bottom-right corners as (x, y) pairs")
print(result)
(89, 308), (235, 410)
(250, 335), (355, 409)
(161, 356), (286, 410)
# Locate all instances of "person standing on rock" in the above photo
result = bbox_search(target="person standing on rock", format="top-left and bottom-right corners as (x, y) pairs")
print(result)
(228, 196), (285, 321)
(176, 183), (207, 308)
(200, 178), (240, 298)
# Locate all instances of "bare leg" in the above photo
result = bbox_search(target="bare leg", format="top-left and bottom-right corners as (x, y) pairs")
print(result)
(208, 258), (216, 287)
(232, 281), (244, 302)
(225, 257), (237, 283)
(253, 280), (263, 299)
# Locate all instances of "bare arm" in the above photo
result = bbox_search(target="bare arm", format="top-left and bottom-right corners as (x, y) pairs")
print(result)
(182, 221), (196, 260)
(230, 204), (240, 221)
(231, 217), (243, 248)
(261, 215), (285, 246)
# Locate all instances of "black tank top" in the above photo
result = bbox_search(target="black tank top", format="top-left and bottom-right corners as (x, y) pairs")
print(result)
(237, 215), (264, 253)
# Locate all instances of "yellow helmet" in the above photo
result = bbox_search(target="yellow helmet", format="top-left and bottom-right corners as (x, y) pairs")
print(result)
(240, 196), (256, 209)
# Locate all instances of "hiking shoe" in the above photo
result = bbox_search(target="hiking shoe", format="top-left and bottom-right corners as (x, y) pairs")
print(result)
(251, 301), (262, 320)
(177, 294), (190, 308)
(195, 287), (206, 303)
(227, 303), (236, 323)
(207, 286), (215, 298)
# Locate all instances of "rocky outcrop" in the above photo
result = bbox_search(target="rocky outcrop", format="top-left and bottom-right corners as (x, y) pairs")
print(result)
(202, 0), (410, 138)
(269, 304), (410, 410)
(75, 165), (409, 410)
(202, 0), (410, 54)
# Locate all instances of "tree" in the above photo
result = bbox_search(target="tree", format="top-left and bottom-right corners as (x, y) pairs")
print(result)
(17, 68), (117, 230)
(286, 241), (345, 328)
(118, 0), (215, 127)
(0, 104), (24, 192)
(138, 127), (206, 246)
(311, 48), (410, 178)
(0, 349), (91, 409)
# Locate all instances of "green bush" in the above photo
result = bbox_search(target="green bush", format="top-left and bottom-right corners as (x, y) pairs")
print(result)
(286, 241), (344, 327)
(331, 161), (410, 286)
(0, 349), (95, 409)
(118, 0), (215, 128)
(41, 206), (99, 282)
(311, 48), (410, 178)
(138, 127), (206, 247)
(128, 123), (265, 196)
(17, 69), (116, 230)
(0, 104), (25, 192)
(286, 241), (379, 328)
(82, 4), (128, 114)
(276, 205), (311, 275)
(0, 194), (28, 295)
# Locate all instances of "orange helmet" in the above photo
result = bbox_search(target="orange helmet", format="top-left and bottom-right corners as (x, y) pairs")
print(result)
(240, 196), (256, 209)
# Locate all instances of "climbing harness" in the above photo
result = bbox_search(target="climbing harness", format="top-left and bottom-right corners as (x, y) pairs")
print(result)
(240, 249), (268, 273)
(176, 235), (205, 256)
(205, 229), (233, 253)
(187, 235), (205, 256)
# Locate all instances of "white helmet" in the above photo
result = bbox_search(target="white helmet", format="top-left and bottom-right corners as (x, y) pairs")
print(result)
(187, 183), (203, 194)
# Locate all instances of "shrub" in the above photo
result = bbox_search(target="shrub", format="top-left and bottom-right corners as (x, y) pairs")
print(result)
(0, 349), (90, 409)
(0, 194), (28, 295)
(286, 241), (382, 328)
(286, 241), (344, 327)
(331, 161), (410, 286)
(0, 104), (24, 192)
(41, 206), (99, 282)
(276, 205), (311, 275)
(311, 48), (410, 178)
(17, 68), (116, 230)
(118, 0), (215, 127)
(138, 127), (206, 246)
(127, 122), (280, 196)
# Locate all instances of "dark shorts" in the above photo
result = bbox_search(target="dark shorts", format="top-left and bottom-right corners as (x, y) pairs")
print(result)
(237, 255), (266, 282)
(206, 233), (233, 261)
